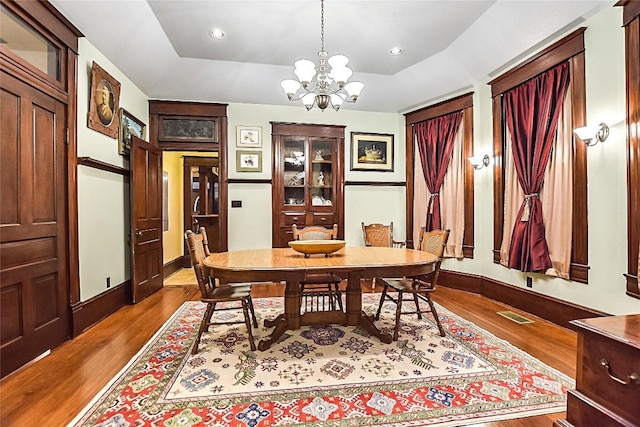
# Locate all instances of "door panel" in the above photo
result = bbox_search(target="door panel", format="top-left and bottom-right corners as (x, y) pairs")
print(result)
(131, 136), (163, 303)
(0, 71), (69, 377)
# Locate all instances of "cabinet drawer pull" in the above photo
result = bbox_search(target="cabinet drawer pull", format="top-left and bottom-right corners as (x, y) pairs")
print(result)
(292, 217), (299, 221)
(600, 358), (640, 385)
(320, 217), (326, 221)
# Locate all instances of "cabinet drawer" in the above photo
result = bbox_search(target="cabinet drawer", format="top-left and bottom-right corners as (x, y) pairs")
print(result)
(283, 212), (306, 226)
(566, 390), (636, 427)
(311, 212), (335, 226)
(576, 331), (640, 425)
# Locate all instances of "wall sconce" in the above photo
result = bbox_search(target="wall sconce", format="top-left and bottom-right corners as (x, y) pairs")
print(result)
(468, 154), (490, 170)
(573, 123), (609, 147)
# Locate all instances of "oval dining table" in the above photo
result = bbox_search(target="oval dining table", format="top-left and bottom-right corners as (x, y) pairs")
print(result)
(203, 246), (438, 351)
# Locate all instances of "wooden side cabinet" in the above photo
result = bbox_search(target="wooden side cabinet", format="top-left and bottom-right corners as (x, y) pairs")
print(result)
(554, 315), (640, 427)
(271, 122), (345, 247)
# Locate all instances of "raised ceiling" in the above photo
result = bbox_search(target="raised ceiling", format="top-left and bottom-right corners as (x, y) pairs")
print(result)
(49, 0), (613, 113)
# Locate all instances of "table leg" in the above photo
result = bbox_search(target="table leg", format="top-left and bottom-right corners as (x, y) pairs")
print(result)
(346, 270), (392, 344)
(258, 277), (301, 350)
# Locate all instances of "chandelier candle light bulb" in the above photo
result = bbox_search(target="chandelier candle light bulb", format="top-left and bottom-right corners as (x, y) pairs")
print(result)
(280, 0), (364, 111)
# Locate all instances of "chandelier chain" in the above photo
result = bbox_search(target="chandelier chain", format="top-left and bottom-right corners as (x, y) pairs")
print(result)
(320, 0), (325, 52)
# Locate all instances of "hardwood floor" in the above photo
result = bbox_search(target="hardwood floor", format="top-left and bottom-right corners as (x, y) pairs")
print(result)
(0, 277), (577, 426)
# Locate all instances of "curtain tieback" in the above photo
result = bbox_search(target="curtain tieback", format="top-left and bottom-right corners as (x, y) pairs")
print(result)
(521, 193), (539, 222)
(428, 193), (439, 214)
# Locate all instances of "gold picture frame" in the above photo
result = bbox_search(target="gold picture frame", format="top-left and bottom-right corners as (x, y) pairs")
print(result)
(350, 132), (394, 171)
(88, 61), (121, 138)
(236, 150), (262, 172)
(236, 125), (262, 148)
(118, 108), (146, 156)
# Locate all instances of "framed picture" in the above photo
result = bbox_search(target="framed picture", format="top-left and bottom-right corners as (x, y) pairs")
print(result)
(236, 150), (262, 172)
(236, 125), (262, 148)
(159, 117), (218, 142)
(350, 132), (394, 171)
(88, 61), (121, 138)
(118, 108), (146, 155)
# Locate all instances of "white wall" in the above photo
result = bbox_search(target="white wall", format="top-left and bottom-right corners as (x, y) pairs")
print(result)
(77, 38), (149, 300)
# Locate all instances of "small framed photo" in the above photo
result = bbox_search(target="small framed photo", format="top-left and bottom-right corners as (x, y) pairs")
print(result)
(236, 150), (262, 172)
(351, 132), (394, 172)
(236, 125), (262, 148)
(118, 108), (146, 155)
(88, 61), (121, 139)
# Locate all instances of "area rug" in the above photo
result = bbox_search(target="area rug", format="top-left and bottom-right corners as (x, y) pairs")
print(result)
(69, 295), (573, 426)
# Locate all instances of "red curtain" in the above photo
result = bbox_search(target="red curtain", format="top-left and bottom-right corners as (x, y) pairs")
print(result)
(504, 62), (570, 272)
(415, 111), (463, 231)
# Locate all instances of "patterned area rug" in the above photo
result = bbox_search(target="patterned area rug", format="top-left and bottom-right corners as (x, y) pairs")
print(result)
(70, 295), (573, 426)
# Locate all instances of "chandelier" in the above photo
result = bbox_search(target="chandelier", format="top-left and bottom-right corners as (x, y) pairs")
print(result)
(280, 0), (364, 111)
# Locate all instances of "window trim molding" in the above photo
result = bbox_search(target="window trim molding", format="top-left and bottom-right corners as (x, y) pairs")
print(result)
(618, 1), (640, 298)
(490, 28), (589, 283)
(404, 92), (475, 256)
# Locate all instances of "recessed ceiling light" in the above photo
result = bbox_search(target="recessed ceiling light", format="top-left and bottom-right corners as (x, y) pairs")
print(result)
(389, 47), (403, 56)
(209, 28), (226, 39)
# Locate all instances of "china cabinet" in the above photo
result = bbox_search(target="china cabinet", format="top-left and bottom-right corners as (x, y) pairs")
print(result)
(271, 122), (345, 247)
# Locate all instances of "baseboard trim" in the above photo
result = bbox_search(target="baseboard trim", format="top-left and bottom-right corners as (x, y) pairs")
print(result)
(163, 257), (184, 278)
(71, 281), (130, 337)
(438, 270), (607, 331)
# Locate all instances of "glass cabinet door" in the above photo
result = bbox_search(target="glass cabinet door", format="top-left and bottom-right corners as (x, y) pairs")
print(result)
(283, 138), (306, 206)
(310, 139), (334, 207)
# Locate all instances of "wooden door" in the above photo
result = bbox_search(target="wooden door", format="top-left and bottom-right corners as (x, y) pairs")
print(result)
(131, 136), (163, 303)
(0, 71), (70, 377)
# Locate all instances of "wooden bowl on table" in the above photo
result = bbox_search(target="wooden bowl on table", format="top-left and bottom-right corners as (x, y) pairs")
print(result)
(288, 240), (346, 258)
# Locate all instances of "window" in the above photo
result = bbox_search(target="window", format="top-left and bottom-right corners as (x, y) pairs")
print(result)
(489, 29), (589, 283)
(0, 4), (60, 81)
(404, 93), (475, 257)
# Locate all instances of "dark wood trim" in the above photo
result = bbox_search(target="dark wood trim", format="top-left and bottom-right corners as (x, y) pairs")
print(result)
(70, 281), (130, 337)
(462, 105), (475, 258)
(489, 28), (586, 96)
(227, 178), (272, 184)
(149, 100), (227, 117)
(67, 49), (80, 306)
(404, 92), (474, 125)
(219, 116), (228, 252)
(624, 12), (640, 298)
(491, 31), (589, 283)
(438, 270), (607, 331)
(626, 273), (640, 298)
(404, 93), (475, 254)
(570, 53), (589, 284)
(344, 181), (405, 186)
(270, 122), (346, 138)
(405, 120), (415, 248)
(163, 257), (183, 278)
(77, 157), (129, 176)
(616, 0), (640, 26)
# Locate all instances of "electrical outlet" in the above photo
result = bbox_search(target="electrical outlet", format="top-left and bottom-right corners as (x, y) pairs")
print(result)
(106, 277), (111, 288)
(526, 277), (533, 288)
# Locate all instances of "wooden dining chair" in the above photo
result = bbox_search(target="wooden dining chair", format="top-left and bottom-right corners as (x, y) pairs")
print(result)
(361, 222), (406, 289)
(185, 229), (258, 353)
(291, 224), (343, 313)
(374, 228), (450, 340)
